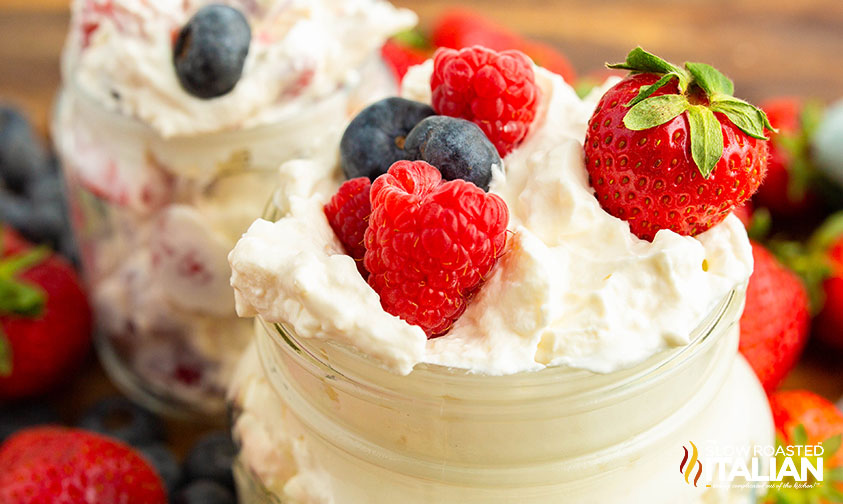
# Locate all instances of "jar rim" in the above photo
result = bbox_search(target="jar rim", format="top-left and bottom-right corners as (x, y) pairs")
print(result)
(258, 286), (744, 405)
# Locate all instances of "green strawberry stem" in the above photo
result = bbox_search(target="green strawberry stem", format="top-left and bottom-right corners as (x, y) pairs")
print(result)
(607, 47), (775, 178)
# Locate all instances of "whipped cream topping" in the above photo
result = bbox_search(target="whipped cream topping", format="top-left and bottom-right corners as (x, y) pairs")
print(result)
(229, 62), (754, 376)
(62, 0), (416, 137)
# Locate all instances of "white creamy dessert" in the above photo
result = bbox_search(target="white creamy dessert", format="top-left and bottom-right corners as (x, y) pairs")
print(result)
(54, 0), (414, 416)
(227, 57), (772, 503)
(229, 62), (754, 376)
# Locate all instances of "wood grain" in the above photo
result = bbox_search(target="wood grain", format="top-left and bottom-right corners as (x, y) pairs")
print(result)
(0, 1), (840, 439)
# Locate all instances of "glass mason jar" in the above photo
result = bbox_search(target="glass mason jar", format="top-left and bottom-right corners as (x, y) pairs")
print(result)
(52, 60), (395, 420)
(228, 287), (774, 503)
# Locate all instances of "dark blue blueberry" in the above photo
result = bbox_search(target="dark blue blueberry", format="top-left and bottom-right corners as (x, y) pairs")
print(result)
(77, 396), (164, 447)
(173, 5), (251, 99)
(139, 443), (183, 495)
(0, 190), (65, 250)
(0, 189), (34, 231)
(184, 431), (237, 490)
(23, 176), (70, 248)
(0, 401), (60, 443)
(340, 97), (435, 181)
(0, 106), (50, 194)
(404, 116), (500, 191)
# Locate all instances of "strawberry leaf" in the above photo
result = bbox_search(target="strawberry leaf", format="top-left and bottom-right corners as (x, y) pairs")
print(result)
(0, 247), (49, 317)
(809, 211), (843, 253)
(0, 276), (44, 317)
(685, 61), (734, 96)
(623, 94), (689, 130)
(687, 105), (724, 178)
(709, 97), (770, 140)
(825, 434), (842, 458)
(608, 47), (684, 75)
(392, 29), (430, 50)
(793, 423), (810, 446)
(747, 207), (772, 241)
(607, 47), (689, 93)
(0, 330), (10, 377)
(625, 73), (681, 107)
(0, 246), (49, 277)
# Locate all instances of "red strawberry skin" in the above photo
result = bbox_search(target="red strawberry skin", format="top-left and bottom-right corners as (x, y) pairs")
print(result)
(815, 237), (843, 350)
(0, 230), (92, 400)
(431, 9), (576, 83)
(769, 390), (843, 467)
(739, 241), (810, 392)
(754, 98), (817, 216)
(364, 161), (508, 337)
(431, 46), (539, 157)
(324, 177), (372, 277)
(0, 427), (167, 504)
(585, 73), (769, 241)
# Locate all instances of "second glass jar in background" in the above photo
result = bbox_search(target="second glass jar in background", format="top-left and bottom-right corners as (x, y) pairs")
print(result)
(53, 60), (395, 419)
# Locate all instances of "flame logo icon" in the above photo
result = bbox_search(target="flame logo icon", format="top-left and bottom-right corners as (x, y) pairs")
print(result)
(680, 441), (703, 487)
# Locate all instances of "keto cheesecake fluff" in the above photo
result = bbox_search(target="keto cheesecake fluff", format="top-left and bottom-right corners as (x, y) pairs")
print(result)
(228, 61), (773, 501)
(53, 0), (415, 418)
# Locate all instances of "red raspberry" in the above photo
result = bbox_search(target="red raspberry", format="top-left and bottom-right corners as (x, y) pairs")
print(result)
(364, 161), (509, 337)
(431, 46), (539, 157)
(324, 177), (372, 277)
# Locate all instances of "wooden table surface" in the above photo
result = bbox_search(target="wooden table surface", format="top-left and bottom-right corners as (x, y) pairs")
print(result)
(1, 0), (842, 453)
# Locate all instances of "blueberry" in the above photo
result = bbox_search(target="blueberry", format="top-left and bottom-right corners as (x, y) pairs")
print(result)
(340, 97), (435, 181)
(139, 443), (182, 495)
(0, 401), (60, 443)
(173, 5), (251, 99)
(404, 116), (500, 191)
(184, 431), (237, 490)
(0, 188), (67, 251)
(173, 480), (236, 504)
(0, 106), (50, 193)
(77, 396), (164, 446)
(0, 189), (34, 230)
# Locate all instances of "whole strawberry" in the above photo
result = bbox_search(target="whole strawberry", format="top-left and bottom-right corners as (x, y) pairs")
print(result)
(431, 45), (539, 157)
(585, 47), (771, 241)
(0, 228), (92, 399)
(754, 97), (821, 217)
(0, 427), (167, 504)
(738, 241), (810, 392)
(364, 160), (508, 337)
